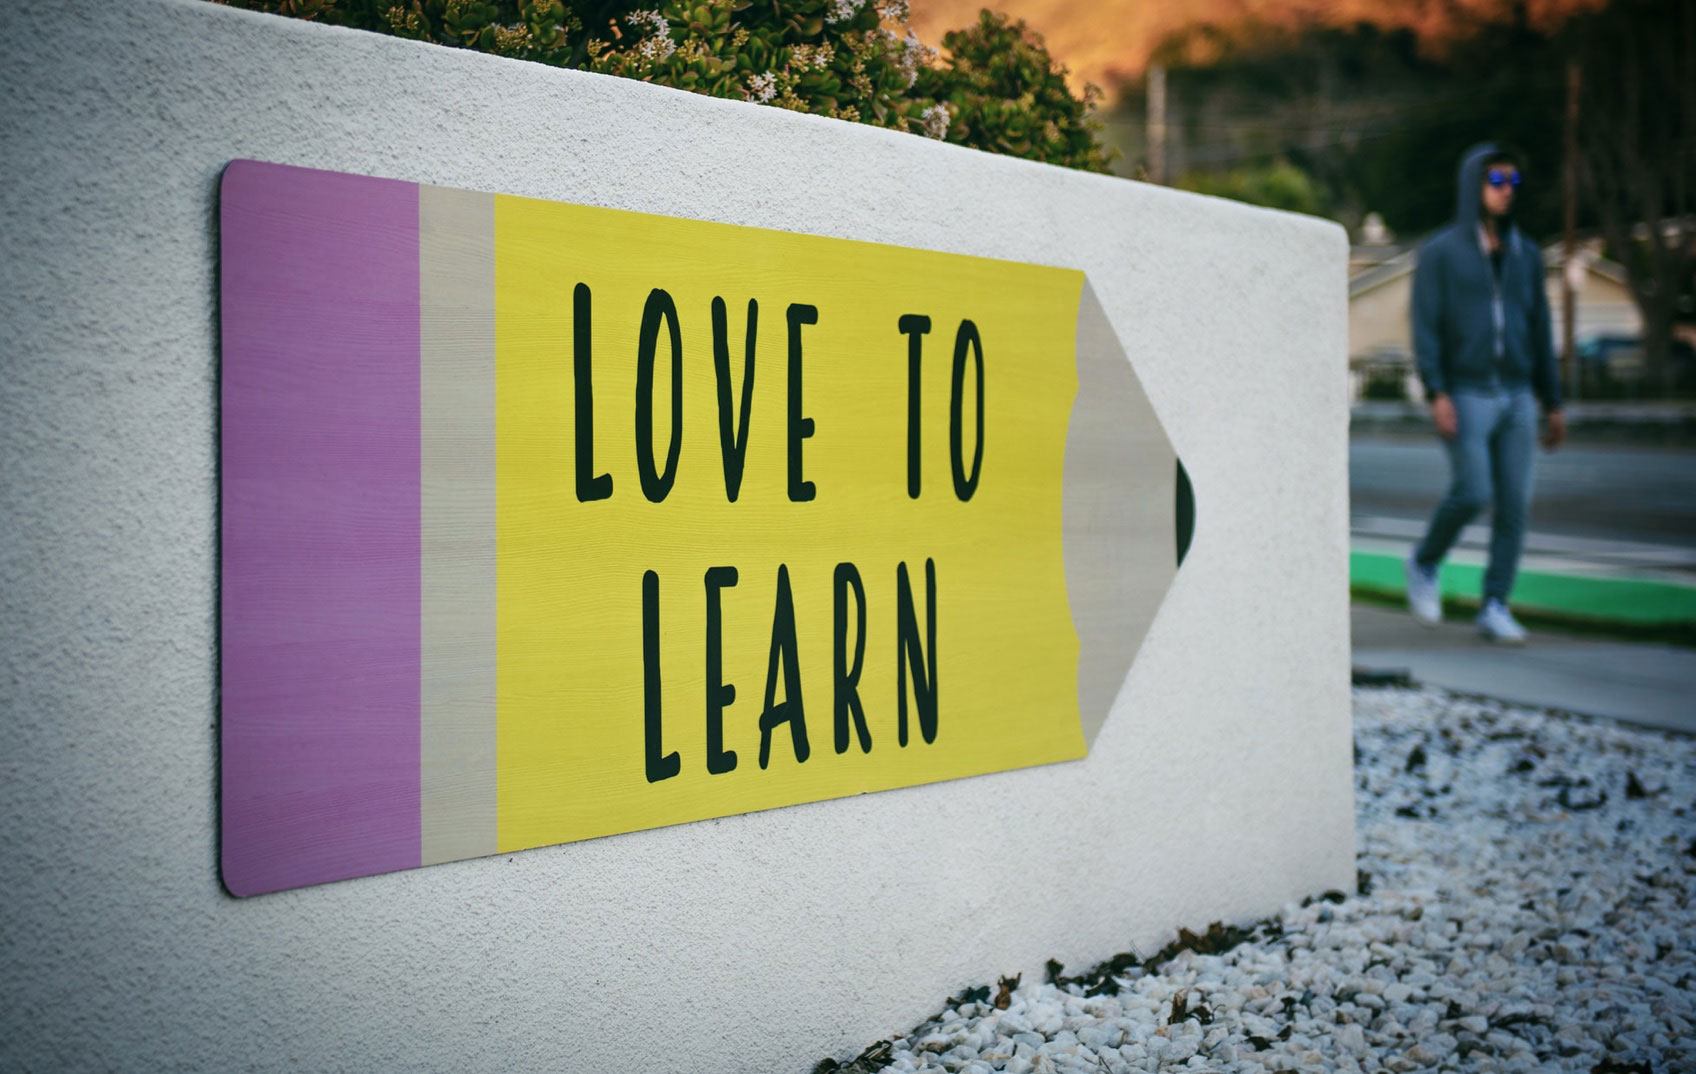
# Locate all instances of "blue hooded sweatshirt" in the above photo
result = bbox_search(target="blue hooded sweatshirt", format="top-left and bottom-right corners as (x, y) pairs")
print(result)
(1411, 143), (1562, 410)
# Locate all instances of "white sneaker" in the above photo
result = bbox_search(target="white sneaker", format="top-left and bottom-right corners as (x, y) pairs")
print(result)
(1405, 555), (1441, 626)
(1476, 599), (1527, 645)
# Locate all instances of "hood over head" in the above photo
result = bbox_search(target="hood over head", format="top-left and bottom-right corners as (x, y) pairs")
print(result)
(1455, 141), (1511, 231)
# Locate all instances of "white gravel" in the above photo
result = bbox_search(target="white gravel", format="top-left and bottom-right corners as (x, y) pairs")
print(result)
(821, 687), (1696, 1074)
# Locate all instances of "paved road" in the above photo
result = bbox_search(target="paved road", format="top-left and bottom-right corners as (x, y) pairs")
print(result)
(1350, 433), (1696, 550)
(1352, 603), (1696, 735)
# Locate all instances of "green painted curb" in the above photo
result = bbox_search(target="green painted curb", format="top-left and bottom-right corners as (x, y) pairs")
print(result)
(1351, 550), (1696, 627)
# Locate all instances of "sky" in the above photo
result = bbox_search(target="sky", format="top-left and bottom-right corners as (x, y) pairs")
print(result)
(907, 0), (1606, 98)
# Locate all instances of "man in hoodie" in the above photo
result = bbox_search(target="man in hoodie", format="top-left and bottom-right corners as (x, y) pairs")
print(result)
(1405, 144), (1567, 644)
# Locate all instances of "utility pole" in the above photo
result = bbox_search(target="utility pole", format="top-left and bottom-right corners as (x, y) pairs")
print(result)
(1147, 64), (1167, 185)
(1562, 57), (1581, 402)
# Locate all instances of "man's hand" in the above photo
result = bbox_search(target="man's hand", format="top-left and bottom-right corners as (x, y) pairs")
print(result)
(1430, 393), (1457, 440)
(1542, 409), (1567, 451)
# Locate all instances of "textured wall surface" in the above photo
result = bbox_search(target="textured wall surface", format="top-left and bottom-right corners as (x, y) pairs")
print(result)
(0, 2), (1352, 1070)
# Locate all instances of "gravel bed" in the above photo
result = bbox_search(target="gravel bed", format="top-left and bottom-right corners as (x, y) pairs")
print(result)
(820, 687), (1696, 1074)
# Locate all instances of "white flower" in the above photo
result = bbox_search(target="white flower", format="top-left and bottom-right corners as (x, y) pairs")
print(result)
(625, 9), (669, 35)
(747, 71), (777, 103)
(875, 0), (909, 23)
(826, 0), (863, 25)
(920, 102), (951, 140)
(896, 30), (932, 89)
(636, 34), (676, 62)
(790, 42), (834, 71)
(625, 9), (675, 63)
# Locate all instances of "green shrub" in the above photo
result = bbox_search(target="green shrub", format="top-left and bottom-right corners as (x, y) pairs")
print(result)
(1359, 367), (1409, 402)
(915, 10), (1111, 172)
(1178, 159), (1323, 216)
(212, 0), (1111, 172)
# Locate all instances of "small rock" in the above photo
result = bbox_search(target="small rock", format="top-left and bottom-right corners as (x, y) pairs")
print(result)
(827, 689), (1696, 1074)
(1336, 1023), (1368, 1055)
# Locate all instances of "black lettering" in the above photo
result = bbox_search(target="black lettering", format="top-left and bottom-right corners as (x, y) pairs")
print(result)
(642, 570), (681, 782)
(897, 314), (931, 499)
(786, 303), (818, 502)
(574, 283), (612, 501)
(895, 558), (937, 746)
(833, 562), (871, 755)
(636, 288), (683, 502)
(758, 564), (811, 768)
(704, 565), (739, 775)
(950, 320), (983, 501)
(712, 297), (758, 503)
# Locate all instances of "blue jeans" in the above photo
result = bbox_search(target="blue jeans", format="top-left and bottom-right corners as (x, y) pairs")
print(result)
(1414, 386), (1539, 602)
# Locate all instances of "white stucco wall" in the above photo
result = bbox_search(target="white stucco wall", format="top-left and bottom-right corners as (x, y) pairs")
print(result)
(0, 3), (1352, 1071)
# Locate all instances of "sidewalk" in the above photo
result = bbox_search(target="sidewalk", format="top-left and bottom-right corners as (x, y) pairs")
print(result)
(1351, 399), (1696, 444)
(1350, 516), (1696, 628)
(1351, 600), (1696, 735)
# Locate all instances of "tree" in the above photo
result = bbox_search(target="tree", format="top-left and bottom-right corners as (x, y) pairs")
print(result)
(1110, 16), (1568, 238)
(1566, 0), (1696, 394)
(212, 0), (1110, 172)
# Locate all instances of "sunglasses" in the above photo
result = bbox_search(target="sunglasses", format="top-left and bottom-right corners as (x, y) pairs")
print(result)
(1486, 168), (1522, 188)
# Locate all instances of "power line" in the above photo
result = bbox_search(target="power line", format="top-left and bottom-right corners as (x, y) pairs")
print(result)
(1095, 78), (1492, 140)
(1094, 99), (1480, 137)
(1117, 130), (1458, 168)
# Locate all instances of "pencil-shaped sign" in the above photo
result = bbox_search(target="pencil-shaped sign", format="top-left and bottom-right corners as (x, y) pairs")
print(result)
(219, 159), (1192, 897)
